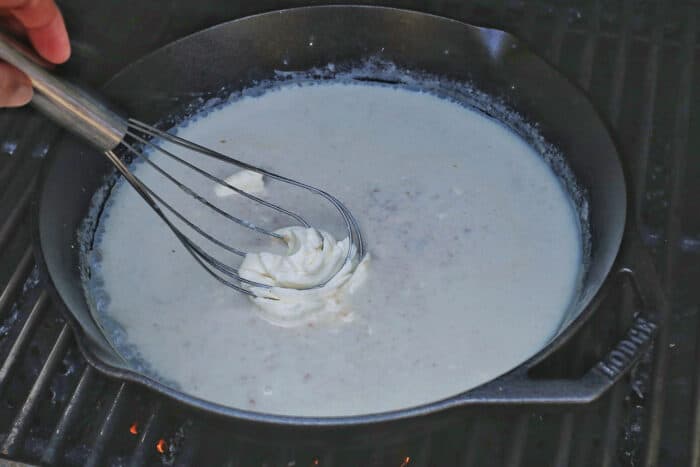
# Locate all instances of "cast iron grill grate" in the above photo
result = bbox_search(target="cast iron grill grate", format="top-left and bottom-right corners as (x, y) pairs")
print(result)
(0, 0), (697, 465)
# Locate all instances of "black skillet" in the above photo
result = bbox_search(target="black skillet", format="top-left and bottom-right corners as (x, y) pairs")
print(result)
(32, 6), (659, 427)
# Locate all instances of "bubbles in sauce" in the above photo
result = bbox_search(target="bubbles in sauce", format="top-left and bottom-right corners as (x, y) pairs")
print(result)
(83, 82), (582, 416)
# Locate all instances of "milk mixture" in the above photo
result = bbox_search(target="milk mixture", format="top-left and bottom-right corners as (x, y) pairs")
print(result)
(84, 82), (583, 416)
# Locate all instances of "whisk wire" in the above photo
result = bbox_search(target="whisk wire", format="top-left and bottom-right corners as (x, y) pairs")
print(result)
(125, 128), (311, 229)
(101, 119), (365, 294)
(120, 139), (283, 240)
(103, 149), (261, 296)
(134, 182), (247, 257)
(129, 120), (366, 260)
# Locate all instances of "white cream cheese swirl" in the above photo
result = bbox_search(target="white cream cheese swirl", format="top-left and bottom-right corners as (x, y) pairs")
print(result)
(214, 170), (265, 197)
(239, 226), (368, 327)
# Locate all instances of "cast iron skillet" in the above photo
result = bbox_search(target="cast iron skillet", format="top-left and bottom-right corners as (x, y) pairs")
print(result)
(34, 6), (658, 427)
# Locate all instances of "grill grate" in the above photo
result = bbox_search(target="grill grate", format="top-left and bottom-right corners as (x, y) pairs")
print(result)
(0, 0), (697, 465)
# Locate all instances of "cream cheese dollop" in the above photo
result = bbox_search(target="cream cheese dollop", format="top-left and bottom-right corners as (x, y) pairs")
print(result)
(239, 226), (369, 327)
(214, 170), (265, 198)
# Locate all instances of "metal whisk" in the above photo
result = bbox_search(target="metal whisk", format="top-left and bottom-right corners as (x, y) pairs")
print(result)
(0, 33), (364, 296)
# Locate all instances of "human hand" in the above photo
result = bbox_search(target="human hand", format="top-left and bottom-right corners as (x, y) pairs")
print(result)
(1, 0), (70, 107)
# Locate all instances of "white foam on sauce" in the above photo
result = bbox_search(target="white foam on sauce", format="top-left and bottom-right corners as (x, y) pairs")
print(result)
(84, 82), (582, 417)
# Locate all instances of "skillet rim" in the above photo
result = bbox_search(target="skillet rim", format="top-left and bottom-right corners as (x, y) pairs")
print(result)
(31, 4), (627, 427)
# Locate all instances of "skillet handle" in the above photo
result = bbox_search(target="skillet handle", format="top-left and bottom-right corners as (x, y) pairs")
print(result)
(459, 241), (662, 405)
(0, 31), (127, 151)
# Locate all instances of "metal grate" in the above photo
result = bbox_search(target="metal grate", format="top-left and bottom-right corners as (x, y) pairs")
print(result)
(0, 0), (697, 465)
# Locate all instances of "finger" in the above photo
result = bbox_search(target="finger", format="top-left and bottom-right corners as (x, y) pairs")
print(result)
(0, 0), (39, 7)
(9, 0), (70, 63)
(0, 62), (32, 107)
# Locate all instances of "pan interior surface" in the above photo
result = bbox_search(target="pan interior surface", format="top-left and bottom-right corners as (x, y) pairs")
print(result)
(79, 70), (585, 417)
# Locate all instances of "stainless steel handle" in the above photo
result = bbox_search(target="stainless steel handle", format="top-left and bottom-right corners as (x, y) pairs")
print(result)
(0, 32), (127, 151)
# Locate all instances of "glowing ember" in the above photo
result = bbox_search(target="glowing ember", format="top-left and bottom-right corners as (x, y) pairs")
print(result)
(156, 438), (167, 454)
(129, 423), (138, 435)
(400, 456), (411, 467)
(312, 457), (320, 466)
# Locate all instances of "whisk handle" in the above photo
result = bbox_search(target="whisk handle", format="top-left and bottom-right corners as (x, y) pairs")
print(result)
(0, 31), (127, 151)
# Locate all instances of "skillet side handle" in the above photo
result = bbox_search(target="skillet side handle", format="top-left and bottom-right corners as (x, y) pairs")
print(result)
(459, 244), (663, 405)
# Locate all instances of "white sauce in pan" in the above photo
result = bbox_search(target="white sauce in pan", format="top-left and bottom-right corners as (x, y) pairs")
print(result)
(84, 82), (582, 416)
